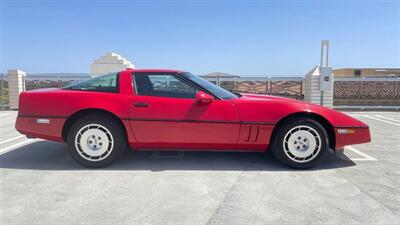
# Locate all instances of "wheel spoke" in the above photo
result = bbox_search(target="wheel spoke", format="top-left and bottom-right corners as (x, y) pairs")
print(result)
(74, 123), (114, 162)
(282, 125), (322, 163)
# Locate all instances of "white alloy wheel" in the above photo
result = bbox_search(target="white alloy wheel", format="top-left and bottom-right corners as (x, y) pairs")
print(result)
(283, 125), (322, 163)
(74, 124), (114, 161)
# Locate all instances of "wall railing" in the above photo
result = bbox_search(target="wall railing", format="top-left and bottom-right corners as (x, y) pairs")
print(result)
(203, 76), (304, 100)
(1, 73), (399, 109)
(334, 77), (400, 106)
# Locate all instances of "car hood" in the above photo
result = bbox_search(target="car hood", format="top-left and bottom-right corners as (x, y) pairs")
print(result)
(232, 93), (305, 107)
(231, 93), (367, 128)
(237, 93), (303, 102)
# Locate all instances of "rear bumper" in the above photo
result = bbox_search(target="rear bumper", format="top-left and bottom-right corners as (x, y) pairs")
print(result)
(15, 116), (65, 142)
(334, 126), (371, 150)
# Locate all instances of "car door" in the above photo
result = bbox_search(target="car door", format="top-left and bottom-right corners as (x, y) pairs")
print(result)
(128, 72), (240, 149)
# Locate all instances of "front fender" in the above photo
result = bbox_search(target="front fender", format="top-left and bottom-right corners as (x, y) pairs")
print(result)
(306, 103), (371, 149)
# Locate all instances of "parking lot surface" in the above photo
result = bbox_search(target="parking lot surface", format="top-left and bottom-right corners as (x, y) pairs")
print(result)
(0, 110), (399, 225)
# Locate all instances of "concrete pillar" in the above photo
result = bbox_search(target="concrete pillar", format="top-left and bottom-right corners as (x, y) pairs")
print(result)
(90, 52), (135, 77)
(8, 69), (26, 110)
(304, 65), (334, 108)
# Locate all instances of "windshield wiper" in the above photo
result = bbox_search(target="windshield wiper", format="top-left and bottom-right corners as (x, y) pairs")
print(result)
(232, 91), (242, 97)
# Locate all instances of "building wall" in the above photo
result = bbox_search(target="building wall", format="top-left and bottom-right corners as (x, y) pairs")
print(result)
(304, 66), (333, 108)
(91, 52), (134, 76)
(333, 68), (400, 77)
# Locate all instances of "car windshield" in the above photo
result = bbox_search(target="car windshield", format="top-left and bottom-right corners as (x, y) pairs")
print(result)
(183, 73), (238, 99)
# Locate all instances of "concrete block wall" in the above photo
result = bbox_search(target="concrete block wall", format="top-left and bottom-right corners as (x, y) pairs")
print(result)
(8, 69), (26, 109)
(304, 65), (333, 108)
(90, 52), (135, 76)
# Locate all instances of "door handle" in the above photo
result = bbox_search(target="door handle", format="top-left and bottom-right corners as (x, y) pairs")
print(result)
(134, 102), (148, 108)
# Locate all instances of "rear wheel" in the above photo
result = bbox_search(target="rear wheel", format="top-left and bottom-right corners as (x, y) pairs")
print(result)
(271, 118), (329, 169)
(66, 114), (126, 168)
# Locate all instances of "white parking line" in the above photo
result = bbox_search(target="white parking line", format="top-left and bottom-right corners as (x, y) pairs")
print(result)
(0, 135), (25, 145)
(376, 115), (400, 123)
(346, 114), (363, 117)
(0, 113), (11, 117)
(0, 139), (36, 155)
(345, 146), (378, 162)
(363, 115), (400, 126)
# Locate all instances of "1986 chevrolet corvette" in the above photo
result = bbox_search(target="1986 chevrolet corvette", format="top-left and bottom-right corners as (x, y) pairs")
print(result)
(16, 69), (371, 168)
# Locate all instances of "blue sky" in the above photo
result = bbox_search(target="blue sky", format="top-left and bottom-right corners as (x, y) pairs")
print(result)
(0, 0), (399, 75)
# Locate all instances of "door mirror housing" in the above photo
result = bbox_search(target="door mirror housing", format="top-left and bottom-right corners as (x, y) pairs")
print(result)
(195, 91), (213, 104)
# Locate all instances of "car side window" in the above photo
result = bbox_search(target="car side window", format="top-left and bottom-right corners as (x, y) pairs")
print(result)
(65, 73), (118, 93)
(134, 73), (198, 98)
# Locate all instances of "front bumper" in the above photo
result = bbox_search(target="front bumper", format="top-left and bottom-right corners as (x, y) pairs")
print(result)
(334, 126), (371, 150)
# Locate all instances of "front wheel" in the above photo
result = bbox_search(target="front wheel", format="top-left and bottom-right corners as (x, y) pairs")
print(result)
(66, 114), (126, 168)
(271, 118), (329, 169)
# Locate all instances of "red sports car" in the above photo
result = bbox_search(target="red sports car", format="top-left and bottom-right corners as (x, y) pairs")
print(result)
(16, 69), (371, 168)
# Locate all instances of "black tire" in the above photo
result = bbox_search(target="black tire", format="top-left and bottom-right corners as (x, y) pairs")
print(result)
(66, 113), (127, 168)
(270, 118), (329, 169)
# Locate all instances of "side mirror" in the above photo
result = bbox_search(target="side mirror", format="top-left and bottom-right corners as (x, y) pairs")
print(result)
(195, 91), (213, 104)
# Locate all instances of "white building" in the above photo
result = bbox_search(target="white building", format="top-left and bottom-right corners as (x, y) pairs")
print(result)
(90, 52), (135, 76)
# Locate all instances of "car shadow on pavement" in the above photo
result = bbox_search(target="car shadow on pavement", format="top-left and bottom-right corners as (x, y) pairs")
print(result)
(0, 140), (356, 171)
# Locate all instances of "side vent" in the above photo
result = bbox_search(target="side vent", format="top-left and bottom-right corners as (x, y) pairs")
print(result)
(238, 124), (272, 144)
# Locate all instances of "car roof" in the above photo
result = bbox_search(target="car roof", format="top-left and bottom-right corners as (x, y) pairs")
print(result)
(123, 68), (186, 74)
